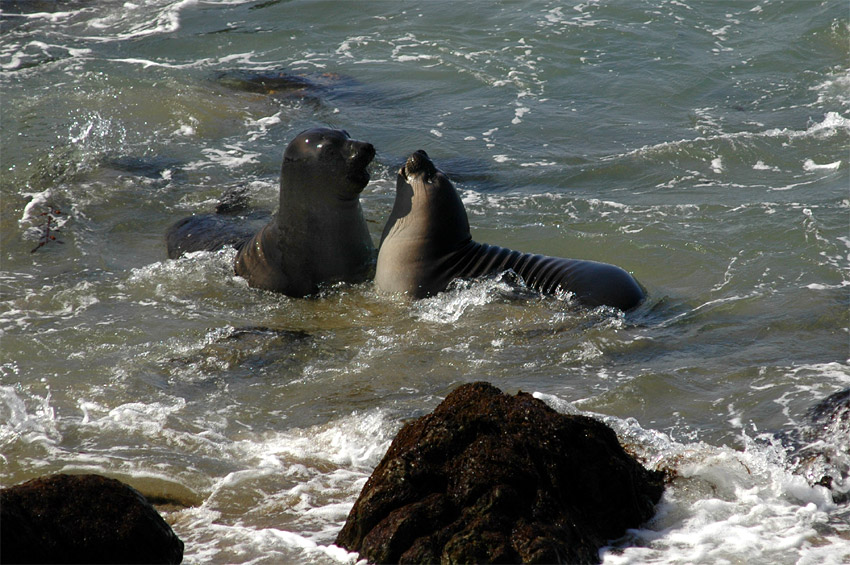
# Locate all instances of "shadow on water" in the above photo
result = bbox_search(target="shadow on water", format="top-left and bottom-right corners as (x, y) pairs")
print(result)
(103, 155), (186, 181)
(211, 68), (393, 111)
(247, 0), (290, 11)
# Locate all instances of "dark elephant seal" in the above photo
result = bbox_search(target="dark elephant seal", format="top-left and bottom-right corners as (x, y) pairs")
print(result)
(166, 128), (376, 297)
(375, 150), (645, 310)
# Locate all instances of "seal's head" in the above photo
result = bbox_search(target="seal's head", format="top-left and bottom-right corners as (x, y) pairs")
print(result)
(397, 149), (447, 196)
(393, 150), (469, 234)
(385, 149), (469, 236)
(282, 128), (375, 199)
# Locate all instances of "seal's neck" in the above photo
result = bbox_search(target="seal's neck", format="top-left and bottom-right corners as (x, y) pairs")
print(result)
(380, 177), (471, 255)
(375, 176), (473, 296)
(279, 165), (356, 208)
(275, 165), (374, 289)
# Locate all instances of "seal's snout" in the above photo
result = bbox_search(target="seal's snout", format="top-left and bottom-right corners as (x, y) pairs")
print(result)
(344, 140), (375, 190)
(404, 150), (436, 179)
(349, 141), (375, 169)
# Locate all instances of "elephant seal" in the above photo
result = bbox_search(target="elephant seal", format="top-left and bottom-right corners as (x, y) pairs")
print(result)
(375, 150), (645, 310)
(166, 128), (376, 297)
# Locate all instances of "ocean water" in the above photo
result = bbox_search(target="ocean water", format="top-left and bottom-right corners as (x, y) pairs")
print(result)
(1, 0), (848, 563)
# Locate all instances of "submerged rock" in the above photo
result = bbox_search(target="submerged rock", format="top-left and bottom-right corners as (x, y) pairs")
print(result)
(336, 381), (664, 564)
(215, 183), (252, 215)
(104, 155), (184, 180)
(0, 473), (184, 564)
(213, 69), (352, 97)
(214, 69), (315, 94)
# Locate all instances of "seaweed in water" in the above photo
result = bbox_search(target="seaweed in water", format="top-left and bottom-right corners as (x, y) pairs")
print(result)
(30, 206), (64, 253)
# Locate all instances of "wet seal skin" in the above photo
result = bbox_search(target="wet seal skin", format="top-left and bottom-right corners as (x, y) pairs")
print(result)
(166, 128), (376, 297)
(375, 149), (645, 310)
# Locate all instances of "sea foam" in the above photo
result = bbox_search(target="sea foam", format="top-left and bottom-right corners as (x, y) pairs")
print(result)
(534, 392), (850, 565)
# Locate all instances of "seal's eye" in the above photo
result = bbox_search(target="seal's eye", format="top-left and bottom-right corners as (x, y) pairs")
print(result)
(318, 139), (344, 163)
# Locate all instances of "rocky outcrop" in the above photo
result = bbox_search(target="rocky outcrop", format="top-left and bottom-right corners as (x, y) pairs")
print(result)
(1, 473), (184, 564)
(336, 381), (664, 564)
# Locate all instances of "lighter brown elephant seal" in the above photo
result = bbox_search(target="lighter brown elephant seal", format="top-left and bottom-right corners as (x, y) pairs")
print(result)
(375, 150), (645, 310)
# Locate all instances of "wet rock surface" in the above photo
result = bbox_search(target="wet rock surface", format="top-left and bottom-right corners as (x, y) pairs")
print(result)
(1, 473), (184, 564)
(336, 381), (665, 564)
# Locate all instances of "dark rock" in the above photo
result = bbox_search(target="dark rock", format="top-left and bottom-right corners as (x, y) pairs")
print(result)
(808, 388), (850, 425)
(0, 473), (184, 564)
(788, 388), (850, 503)
(336, 382), (664, 564)
(215, 184), (252, 215)
(164, 211), (265, 259)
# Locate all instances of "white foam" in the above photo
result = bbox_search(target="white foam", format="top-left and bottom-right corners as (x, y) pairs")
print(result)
(541, 3), (602, 28)
(193, 145), (262, 170)
(709, 24), (730, 40)
(171, 410), (394, 563)
(228, 410), (392, 471)
(178, 516), (364, 564)
(533, 393), (850, 564)
(767, 111), (850, 139)
(19, 190), (54, 226)
(811, 69), (850, 108)
(803, 159), (841, 171)
(545, 7), (566, 24)
(1, 38), (94, 71)
(0, 386), (62, 458)
(64, 111), (127, 163)
(805, 281), (850, 290)
(396, 54), (438, 63)
(173, 123), (195, 136)
(336, 35), (370, 58)
(784, 362), (850, 387)
(84, 0), (199, 42)
(512, 106), (530, 124)
(246, 111), (282, 142)
(753, 160), (780, 172)
(615, 112), (850, 163)
(710, 157), (724, 173)
(413, 277), (515, 324)
(105, 398), (187, 436)
(108, 57), (206, 69)
(125, 249), (246, 306)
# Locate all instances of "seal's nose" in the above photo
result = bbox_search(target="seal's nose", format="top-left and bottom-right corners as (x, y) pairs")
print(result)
(349, 141), (375, 168)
